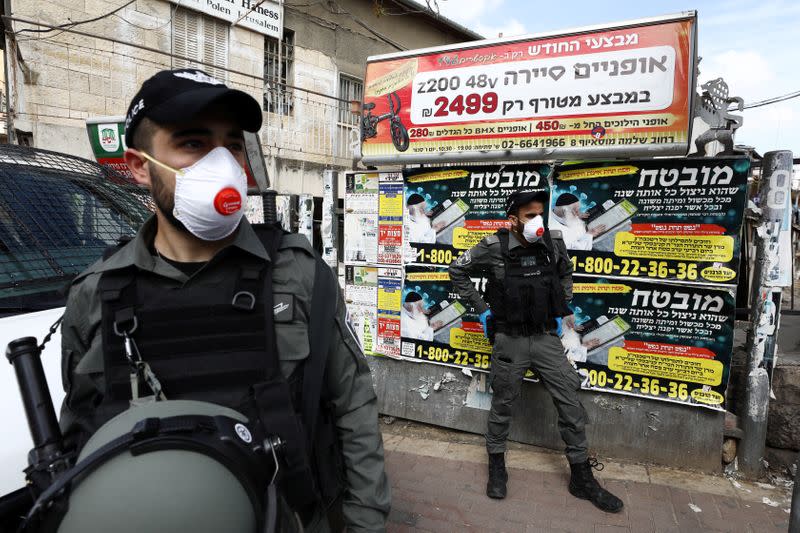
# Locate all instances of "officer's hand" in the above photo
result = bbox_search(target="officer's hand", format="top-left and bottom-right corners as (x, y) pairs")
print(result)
(555, 317), (563, 337)
(479, 309), (493, 338)
(562, 314), (576, 330)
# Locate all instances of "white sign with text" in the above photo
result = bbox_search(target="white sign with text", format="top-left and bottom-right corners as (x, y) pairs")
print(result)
(168, 0), (283, 39)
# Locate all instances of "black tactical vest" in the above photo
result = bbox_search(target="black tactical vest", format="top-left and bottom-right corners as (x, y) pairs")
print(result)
(95, 224), (343, 522)
(485, 229), (570, 335)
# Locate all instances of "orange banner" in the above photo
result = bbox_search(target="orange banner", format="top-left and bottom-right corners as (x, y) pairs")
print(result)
(361, 14), (696, 163)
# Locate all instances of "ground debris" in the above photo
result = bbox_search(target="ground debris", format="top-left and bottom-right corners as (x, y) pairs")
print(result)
(762, 497), (779, 507)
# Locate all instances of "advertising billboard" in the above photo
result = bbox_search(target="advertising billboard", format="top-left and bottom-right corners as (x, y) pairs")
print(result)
(361, 13), (697, 164)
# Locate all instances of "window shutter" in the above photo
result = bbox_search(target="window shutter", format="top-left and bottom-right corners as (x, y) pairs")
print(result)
(172, 8), (227, 81)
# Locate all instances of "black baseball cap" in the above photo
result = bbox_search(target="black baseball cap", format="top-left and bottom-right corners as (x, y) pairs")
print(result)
(505, 189), (549, 215)
(124, 69), (263, 148)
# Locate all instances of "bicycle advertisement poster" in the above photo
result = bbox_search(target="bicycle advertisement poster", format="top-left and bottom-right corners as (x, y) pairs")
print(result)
(360, 13), (697, 164)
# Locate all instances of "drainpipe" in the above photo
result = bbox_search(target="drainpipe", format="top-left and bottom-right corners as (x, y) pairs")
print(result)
(3, 0), (17, 144)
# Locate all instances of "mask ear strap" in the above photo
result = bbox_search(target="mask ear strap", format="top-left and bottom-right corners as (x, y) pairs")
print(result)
(140, 151), (180, 175)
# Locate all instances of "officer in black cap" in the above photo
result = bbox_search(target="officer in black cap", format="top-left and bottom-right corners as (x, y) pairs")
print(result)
(59, 69), (390, 531)
(448, 188), (622, 513)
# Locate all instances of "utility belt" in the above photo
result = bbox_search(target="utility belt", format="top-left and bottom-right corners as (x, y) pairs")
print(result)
(494, 319), (556, 338)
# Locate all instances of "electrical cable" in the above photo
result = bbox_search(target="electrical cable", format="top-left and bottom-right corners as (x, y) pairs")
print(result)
(4, 20), (353, 104)
(310, 0), (406, 50)
(742, 90), (800, 110)
(14, 0), (137, 35)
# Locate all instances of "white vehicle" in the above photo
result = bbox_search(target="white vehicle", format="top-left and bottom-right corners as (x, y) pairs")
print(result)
(0, 146), (151, 498)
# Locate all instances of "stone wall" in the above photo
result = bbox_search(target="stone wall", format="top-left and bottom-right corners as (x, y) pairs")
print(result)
(7, 0), (477, 197)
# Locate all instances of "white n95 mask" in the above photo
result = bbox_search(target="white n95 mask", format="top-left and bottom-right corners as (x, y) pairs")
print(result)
(142, 147), (247, 241)
(522, 215), (545, 243)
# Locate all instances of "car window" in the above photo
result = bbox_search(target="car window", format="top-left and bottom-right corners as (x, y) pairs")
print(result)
(0, 146), (152, 313)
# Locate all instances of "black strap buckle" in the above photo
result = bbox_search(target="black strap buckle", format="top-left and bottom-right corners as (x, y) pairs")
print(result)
(131, 417), (161, 440)
(113, 307), (138, 337)
(232, 291), (256, 311)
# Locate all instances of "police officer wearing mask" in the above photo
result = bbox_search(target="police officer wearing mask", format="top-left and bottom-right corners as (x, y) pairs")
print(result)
(448, 189), (622, 513)
(58, 69), (390, 532)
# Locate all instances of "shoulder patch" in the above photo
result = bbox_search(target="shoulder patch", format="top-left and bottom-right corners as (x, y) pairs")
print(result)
(485, 235), (500, 245)
(549, 230), (563, 239)
(454, 249), (472, 266)
(278, 233), (314, 256)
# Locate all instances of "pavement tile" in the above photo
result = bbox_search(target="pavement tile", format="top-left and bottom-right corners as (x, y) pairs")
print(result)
(589, 509), (631, 528)
(625, 509), (656, 533)
(506, 449), (566, 473)
(382, 433), (405, 452)
(649, 466), (737, 497)
(688, 491), (723, 518)
(412, 501), (470, 525)
(713, 493), (740, 510)
(525, 526), (551, 533)
(386, 523), (415, 533)
(387, 507), (420, 526)
(594, 526), (630, 533)
(549, 515), (603, 532)
(414, 515), (456, 532)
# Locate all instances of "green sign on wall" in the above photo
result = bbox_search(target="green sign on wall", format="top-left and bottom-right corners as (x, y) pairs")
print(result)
(85, 116), (131, 179)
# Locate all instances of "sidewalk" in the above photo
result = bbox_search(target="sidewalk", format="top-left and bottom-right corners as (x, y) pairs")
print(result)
(381, 422), (793, 532)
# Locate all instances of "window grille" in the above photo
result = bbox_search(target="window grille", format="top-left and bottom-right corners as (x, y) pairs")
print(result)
(338, 74), (363, 126)
(264, 29), (294, 115)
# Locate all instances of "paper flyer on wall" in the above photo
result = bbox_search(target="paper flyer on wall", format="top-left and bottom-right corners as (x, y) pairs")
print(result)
(403, 163), (551, 267)
(344, 266), (378, 355)
(378, 173), (404, 265)
(344, 173), (379, 264)
(566, 277), (735, 410)
(344, 215), (378, 264)
(376, 267), (403, 358)
(550, 157), (749, 286)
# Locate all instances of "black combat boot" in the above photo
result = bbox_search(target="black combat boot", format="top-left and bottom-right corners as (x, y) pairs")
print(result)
(568, 459), (624, 513)
(486, 452), (508, 499)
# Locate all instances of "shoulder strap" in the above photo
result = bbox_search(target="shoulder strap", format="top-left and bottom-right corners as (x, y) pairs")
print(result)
(543, 230), (559, 269)
(250, 224), (338, 442)
(497, 229), (510, 257)
(250, 222), (285, 260)
(303, 256), (338, 443)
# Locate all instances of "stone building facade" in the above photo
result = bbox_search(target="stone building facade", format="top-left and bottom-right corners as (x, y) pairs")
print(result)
(3, 0), (479, 196)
